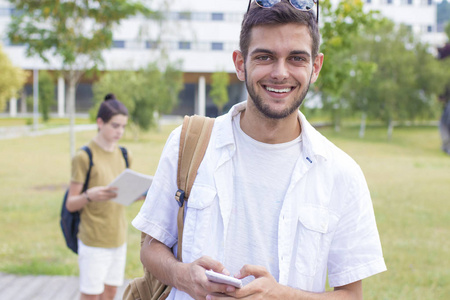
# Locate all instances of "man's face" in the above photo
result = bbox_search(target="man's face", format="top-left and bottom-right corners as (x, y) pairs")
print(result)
(234, 23), (323, 119)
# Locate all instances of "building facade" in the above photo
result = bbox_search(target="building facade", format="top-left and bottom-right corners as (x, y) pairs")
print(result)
(0, 0), (445, 117)
(0, 0), (248, 117)
(362, 0), (445, 48)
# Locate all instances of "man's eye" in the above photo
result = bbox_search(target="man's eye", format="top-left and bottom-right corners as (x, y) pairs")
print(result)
(256, 55), (270, 61)
(291, 56), (305, 62)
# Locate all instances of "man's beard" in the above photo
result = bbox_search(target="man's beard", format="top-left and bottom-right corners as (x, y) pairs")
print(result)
(245, 73), (311, 120)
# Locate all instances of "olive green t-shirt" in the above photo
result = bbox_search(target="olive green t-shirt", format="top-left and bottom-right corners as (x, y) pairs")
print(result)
(71, 140), (132, 248)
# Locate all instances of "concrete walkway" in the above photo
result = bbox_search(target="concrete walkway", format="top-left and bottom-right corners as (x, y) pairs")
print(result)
(0, 272), (130, 300)
(0, 115), (184, 141)
(0, 124), (98, 140)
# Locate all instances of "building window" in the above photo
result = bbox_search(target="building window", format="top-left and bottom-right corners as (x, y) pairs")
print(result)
(146, 41), (158, 49)
(366, 0), (371, 3)
(192, 12), (207, 21)
(407, 0), (413, 4)
(179, 41), (191, 50)
(211, 42), (224, 51)
(178, 11), (191, 20)
(387, 0), (393, 4)
(428, 0), (432, 4)
(0, 8), (10, 16)
(211, 13), (224, 21)
(113, 40), (125, 48)
(427, 25), (433, 32)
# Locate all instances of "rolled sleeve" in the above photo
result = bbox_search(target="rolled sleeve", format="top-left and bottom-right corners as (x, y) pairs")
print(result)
(327, 167), (387, 287)
(132, 212), (178, 247)
(131, 127), (182, 248)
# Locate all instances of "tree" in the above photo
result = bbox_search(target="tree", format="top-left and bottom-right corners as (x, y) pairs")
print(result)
(91, 71), (137, 120)
(0, 44), (26, 111)
(352, 20), (445, 139)
(8, 0), (151, 156)
(92, 60), (183, 139)
(38, 70), (55, 122)
(317, 0), (379, 131)
(148, 60), (184, 124)
(319, 1), (444, 139)
(129, 60), (183, 133)
(340, 59), (377, 138)
(209, 71), (230, 116)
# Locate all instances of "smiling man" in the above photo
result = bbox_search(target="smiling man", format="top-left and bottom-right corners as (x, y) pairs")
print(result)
(132, 1), (386, 299)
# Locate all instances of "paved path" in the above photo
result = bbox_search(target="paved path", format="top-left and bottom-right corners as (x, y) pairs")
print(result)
(0, 115), (185, 141)
(0, 273), (130, 300)
(0, 124), (98, 140)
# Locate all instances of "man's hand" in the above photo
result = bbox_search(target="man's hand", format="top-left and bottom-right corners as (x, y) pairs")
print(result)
(206, 264), (282, 300)
(205, 264), (362, 300)
(141, 239), (238, 300)
(176, 256), (239, 300)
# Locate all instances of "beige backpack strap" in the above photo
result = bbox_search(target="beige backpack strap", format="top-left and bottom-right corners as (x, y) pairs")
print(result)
(175, 115), (215, 261)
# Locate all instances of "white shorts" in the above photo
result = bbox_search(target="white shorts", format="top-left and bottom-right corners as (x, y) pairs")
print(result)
(78, 240), (127, 295)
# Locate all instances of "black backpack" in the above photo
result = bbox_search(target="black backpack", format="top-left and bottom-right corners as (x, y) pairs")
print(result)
(60, 145), (129, 254)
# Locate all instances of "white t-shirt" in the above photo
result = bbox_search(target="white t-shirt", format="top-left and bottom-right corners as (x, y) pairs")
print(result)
(225, 113), (301, 283)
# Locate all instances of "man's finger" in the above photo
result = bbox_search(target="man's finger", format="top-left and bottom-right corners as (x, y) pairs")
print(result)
(237, 264), (268, 279)
(198, 256), (229, 275)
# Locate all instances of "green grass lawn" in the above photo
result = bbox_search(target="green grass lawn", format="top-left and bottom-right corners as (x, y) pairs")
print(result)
(0, 121), (449, 299)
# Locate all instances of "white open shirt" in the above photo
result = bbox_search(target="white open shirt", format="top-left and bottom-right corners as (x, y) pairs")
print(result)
(132, 102), (387, 299)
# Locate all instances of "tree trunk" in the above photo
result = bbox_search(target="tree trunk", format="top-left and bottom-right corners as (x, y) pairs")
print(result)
(33, 69), (39, 131)
(67, 75), (77, 158)
(20, 89), (27, 114)
(154, 111), (161, 132)
(334, 112), (341, 132)
(333, 105), (341, 132)
(359, 112), (366, 139)
(387, 119), (394, 141)
(65, 70), (84, 158)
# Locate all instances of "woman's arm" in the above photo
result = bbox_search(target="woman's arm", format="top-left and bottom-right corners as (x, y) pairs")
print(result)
(65, 181), (118, 212)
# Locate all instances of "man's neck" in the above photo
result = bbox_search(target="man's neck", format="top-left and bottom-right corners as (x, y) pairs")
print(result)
(239, 104), (301, 144)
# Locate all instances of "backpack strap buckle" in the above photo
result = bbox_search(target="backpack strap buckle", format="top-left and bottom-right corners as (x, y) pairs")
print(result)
(175, 189), (185, 207)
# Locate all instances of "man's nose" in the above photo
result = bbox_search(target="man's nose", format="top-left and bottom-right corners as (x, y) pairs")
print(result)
(271, 61), (289, 81)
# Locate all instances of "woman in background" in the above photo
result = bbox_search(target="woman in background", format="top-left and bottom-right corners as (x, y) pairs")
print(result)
(66, 93), (131, 300)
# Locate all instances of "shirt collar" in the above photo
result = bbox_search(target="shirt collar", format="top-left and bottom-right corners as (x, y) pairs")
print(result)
(214, 101), (246, 149)
(297, 110), (329, 164)
(214, 101), (329, 162)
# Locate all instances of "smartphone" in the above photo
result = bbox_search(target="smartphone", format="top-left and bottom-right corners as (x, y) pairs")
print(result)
(205, 270), (243, 288)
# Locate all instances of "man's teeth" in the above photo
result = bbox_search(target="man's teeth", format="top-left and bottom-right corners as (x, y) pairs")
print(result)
(266, 86), (291, 93)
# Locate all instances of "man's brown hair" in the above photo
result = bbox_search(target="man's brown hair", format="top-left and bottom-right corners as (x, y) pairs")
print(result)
(240, 0), (320, 61)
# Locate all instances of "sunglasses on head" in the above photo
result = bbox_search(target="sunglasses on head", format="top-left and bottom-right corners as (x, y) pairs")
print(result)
(247, 0), (319, 23)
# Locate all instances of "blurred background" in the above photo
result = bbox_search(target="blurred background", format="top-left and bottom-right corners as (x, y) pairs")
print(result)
(1, 0), (449, 299)
(1, 0), (449, 137)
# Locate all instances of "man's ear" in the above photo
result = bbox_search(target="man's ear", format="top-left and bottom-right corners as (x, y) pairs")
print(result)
(310, 53), (324, 84)
(233, 50), (246, 82)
